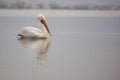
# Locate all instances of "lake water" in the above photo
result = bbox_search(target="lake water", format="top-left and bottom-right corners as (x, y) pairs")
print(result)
(0, 10), (120, 80)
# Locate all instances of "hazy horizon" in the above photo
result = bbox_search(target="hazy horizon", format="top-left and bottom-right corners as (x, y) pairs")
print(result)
(1, 0), (120, 5)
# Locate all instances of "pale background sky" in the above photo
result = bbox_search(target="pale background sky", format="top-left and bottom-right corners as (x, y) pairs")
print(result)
(1, 0), (120, 4)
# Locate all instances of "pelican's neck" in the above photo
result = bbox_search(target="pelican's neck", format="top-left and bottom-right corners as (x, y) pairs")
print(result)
(40, 23), (48, 37)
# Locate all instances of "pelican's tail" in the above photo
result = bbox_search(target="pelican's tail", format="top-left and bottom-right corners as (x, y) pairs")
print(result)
(17, 34), (24, 39)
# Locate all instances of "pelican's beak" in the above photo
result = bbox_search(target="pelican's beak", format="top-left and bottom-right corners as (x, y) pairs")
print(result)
(40, 19), (52, 36)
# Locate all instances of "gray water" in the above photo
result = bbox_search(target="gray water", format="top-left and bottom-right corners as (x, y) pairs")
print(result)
(0, 10), (120, 80)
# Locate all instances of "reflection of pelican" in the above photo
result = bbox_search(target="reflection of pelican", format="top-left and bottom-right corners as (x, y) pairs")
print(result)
(18, 38), (41, 48)
(37, 39), (52, 64)
(18, 38), (52, 64)
(17, 14), (51, 39)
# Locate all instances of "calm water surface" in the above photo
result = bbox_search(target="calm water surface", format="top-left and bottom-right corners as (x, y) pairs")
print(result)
(0, 11), (120, 80)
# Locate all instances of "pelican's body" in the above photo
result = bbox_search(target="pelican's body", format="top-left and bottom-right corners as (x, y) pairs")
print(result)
(17, 14), (51, 39)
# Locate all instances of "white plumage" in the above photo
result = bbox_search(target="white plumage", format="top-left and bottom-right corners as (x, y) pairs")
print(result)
(20, 27), (42, 38)
(17, 14), (51, 39)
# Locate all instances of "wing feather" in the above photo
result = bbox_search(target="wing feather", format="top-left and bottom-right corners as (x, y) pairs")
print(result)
(20, 27), (42, 38)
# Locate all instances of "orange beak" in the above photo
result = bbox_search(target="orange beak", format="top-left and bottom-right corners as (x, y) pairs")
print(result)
(40, 19), (52, 36)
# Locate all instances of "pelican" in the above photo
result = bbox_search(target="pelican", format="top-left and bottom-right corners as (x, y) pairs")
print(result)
(17, 14), (51, 39)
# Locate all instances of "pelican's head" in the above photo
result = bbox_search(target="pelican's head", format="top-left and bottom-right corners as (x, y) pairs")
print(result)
(37, 14), (52, 36)
(37, 14), (45, 21)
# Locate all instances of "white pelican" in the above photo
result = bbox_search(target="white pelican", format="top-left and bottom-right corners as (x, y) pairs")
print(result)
(17, 14), (51, 39)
